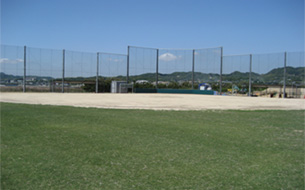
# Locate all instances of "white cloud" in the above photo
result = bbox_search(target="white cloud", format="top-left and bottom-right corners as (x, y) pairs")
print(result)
(159, 53), (177, 61)
(107, 58), (122, 63)
(0, 58), (23, 64)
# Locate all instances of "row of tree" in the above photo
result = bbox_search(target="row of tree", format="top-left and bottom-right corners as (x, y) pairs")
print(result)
(82, 79), (260, 94)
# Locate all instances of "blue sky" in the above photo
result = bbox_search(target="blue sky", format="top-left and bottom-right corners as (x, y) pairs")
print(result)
(1, 0), (304, 55)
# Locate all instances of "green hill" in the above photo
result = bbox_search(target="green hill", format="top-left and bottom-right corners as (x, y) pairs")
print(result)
(0, 72), (53, 81)
(0, 72), (23, 80)
(1, 66), (304, 85)
(259, 67), (304, 85)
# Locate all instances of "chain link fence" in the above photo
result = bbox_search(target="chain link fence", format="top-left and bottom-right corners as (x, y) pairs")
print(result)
(1, 44), (304, 98)
(128, 46), (158, 88)
(26, 46), (63, 92)
(158, 49), (193, 88)
(222, 54), (251, 95)
(98, 52), (127, 92)
(194, 47), (222, 92)
(286, 52), (304, 98)
(1, 45), (24, 92)
(64, 50), (96, 92)
(251, 53), (285, 97)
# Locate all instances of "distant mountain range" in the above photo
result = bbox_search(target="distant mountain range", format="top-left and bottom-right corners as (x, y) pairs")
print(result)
(0, 72), (53, 81)
(128, 67), (304, 85)
(1, 66), (304, 85)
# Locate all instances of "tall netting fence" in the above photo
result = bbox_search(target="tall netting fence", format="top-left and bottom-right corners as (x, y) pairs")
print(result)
(27, 47), (63, 92)
(158, 49), (193, 89)
(0, 45), (24, 92)
(99, 53), (127, 92)
(251, 53), (285, 97)
(128, 46), (158, 88)
(194, 48), (222, 92)
(1, 44), (304, 97)
(222, 54), (250, 96)
(286, 52), (304, 98)
(65, 50), (97, 92)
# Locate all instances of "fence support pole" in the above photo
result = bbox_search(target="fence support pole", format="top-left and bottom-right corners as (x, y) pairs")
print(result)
(249, 54), (252, 97)
(192, 49), (195, 90)
(62, 49), (65, 93)
(23, 46), (26, 92)
(283, 52), (287, 99)
(219, 47), (223, 95)
(96, 52), (99, 93)
(127, 46), (130, 83)
(156, 49), (159, 89)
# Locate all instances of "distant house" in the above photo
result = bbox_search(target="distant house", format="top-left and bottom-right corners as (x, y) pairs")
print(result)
(136, 80), (149, 84)
(26, 77), (36, 82)
(152, 81), (169, 86)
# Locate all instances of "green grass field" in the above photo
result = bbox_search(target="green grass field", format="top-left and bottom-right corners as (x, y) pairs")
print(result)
(1, 103), (304, 189)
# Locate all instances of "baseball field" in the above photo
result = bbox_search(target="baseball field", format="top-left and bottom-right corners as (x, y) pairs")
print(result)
(1, 93), (304, 189)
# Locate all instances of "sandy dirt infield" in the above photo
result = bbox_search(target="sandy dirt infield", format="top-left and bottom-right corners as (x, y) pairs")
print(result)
(1, 92), (304, 110)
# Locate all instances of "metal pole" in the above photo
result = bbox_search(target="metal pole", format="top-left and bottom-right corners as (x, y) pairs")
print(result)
(283, 52), (287, 99)
(232, 84), (233, 95)
(291, 84), (293, 98)
(127, 46), (130, 83)
(219, 47), (223, 95)
(62, 49), (65, 93)
(192, 49), (195, 90)
(96, 52), (99, 93)
(156, 49), (159, 89)
(249, 54), (252, 97)
(23, 46), (26, 92)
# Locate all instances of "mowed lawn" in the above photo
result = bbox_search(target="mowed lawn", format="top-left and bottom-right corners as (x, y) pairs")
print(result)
(1, 103), (304, 190)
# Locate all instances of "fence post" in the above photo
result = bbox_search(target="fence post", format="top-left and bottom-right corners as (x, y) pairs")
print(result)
(283, 52), (287, 99)
(62, 49), (65, 93)
(23, 46), (26, 93)
(156, 49), (159, 89)
(192, 49), (195, 90)
(219, 47), (223, 95)
(249, 54), (252, 96)
(127, 46), (130, 83)
(96, 52), (99, 93)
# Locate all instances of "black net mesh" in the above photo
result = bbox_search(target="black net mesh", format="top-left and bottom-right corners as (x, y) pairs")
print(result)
(222, 54), (251, 95)
(0, 45), (24, 92)
(251, 53), (285, 97)
(98, 53), (127, 92)
(286, 52), (304, 98)
(194, 48), (222, 92)
(128, 46), (157, 87)
(65, 50), (96, 92)
(158, 49), (193, 89)
(27, 47), (63, 92)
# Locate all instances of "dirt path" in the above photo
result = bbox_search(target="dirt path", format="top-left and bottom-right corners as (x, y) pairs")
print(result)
(0, 93), (304, 110)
